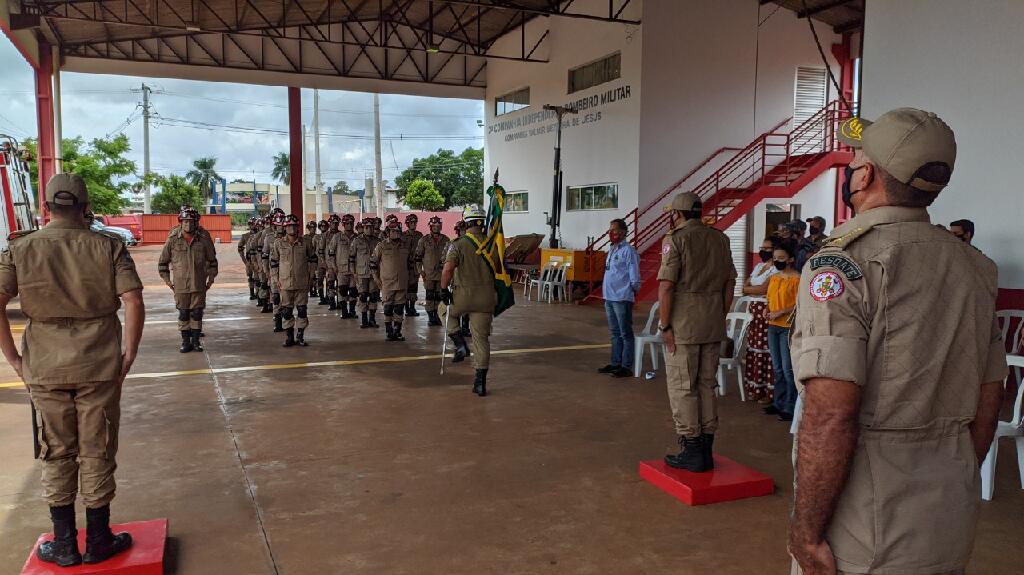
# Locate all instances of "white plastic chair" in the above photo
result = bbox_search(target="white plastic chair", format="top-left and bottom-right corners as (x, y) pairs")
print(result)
(732, 295), (755, 314)
(997, 310), (1024, 384)
(526, 263), (555, 301)
(717, 312), (753, 399)
(633, 302), (665, 378)
(981, 354), (1024, 501)
(547, 262), (571, 303)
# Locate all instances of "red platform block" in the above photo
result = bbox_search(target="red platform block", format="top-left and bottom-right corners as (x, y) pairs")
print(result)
(22, 519), (168, 575)
(639, 456), (774, 506)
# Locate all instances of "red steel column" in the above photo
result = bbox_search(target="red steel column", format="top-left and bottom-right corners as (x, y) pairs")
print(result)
(288, 87), (303, 217)
(832, 35), (855, 225)
(35, 39), (56, 209)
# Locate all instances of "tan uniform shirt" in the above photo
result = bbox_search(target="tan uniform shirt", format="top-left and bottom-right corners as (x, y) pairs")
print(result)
(416, 233), (450, 282)
(0, 220), (143, 384)
(446, 227), (497, 314)
(238, 231), (252, 265)
(790, 206), (1008, 574)
(351, 234), (380, 279)
(402, 229), (423, 272)
(656, 219), (737, 344)
(158, 227), (218, 293)
(263, 230), (283, 277)
(328, 231), (354, 276)
(371, 238), (409, 292)
(271, 235), (316, 291)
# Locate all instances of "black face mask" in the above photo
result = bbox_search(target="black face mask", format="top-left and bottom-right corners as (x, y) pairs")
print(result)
(842, 165), (869, 212)
(758, 250), (772, 263)
(773, 261), (788, 271)
(809, 226), (822, 236)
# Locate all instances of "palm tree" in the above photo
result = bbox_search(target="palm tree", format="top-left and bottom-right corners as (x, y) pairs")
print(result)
(271, 152), (290, 185)
(186, 156), (222, 203)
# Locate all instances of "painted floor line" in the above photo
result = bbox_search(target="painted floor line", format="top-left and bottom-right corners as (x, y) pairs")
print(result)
(0, 343), (610, 388)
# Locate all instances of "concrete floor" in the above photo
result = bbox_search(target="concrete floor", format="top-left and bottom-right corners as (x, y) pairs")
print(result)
(0, 243), (1021, 574)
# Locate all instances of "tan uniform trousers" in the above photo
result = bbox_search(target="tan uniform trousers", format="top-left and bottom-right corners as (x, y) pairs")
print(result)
(443, 305), (492, 370)
(337, 273), (354, 303)
(381, 289), (405, 324)
(790, 562), (963, 575)
(31, 379), (122, 508)
(173, 291), (207, 331)
(666, 342), (719, 438)
(280, 289), (309, 330)
(423, 280), (441, 311)
(356, 277), (379, 312)
(407, 271), (419, 304)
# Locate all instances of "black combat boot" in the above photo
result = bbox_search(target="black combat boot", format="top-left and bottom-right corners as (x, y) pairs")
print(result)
(703, 433), (715, 471)
(664, 436), (709, 473)
(261, 300), (273, 313)
(310, 285), (318, 298)
(296, 328), (308, 347)
(328, 298), (337, 311)
(283, 327), (296, 347)
(393, 323), (406, 341)
(360, 311), (370, 328)
(248, 279), (257, 300)
(179, 330), (193, 353)
(427, 310), (442, 326)
(340, 301), (353, 319)
(369, 311), (379, 328)
(450, 333), (471, 363)
(472, 369), (488, 397)
(37, 504), (82, 567)
(82, 505), (132, 564)
(349, 301), (357, 318)
(273, 314), (284, 333)
(191, 329), (204, 353)
(406, 301), (420, 317)
(318, 295), (329, 306)
(385, 321), (395, 341)
(460, 315), (472, 337)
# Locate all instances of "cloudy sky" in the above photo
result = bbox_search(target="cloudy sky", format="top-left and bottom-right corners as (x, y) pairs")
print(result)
(0, 35), (484, 192)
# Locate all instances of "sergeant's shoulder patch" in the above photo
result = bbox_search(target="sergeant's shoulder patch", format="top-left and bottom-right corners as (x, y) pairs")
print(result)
(809, 271), (845, 302)
(822, 226), (872, 250)
(809, 252), (863, 280)
(7, 229), (36, 242)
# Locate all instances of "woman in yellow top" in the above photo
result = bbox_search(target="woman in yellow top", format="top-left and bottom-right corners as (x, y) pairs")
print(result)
(762, 240), (800, 422)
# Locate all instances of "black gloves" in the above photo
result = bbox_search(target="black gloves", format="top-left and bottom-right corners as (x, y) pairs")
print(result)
(440, 288), (453, 305)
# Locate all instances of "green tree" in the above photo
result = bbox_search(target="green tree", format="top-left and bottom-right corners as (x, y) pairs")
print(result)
(403, 179), (444, 211)
(150, 174), (204, 214)
(186, 156), (222, 202)
(23, 135), (136, 215)
(395, 146), (483, 209)
(331, 180), (352, 195)
(271, 152), (290, 185)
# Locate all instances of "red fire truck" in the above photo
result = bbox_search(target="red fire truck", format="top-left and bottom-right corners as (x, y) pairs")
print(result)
(0, 135), (39, 248)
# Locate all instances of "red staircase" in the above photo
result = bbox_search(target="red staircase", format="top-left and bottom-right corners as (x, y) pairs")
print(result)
(584, 100), (854, 303)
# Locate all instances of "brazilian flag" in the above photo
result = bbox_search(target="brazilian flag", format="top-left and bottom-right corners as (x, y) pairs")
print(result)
(464, 183), (516, 316)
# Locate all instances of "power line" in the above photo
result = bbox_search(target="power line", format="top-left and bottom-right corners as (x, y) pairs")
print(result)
(150, 115), (483, 140)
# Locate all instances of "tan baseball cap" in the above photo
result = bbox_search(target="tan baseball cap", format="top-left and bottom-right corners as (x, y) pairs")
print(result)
(670, 191), (701, 212)
(837, 108), (956, 193)
(45, 173), (89, 205)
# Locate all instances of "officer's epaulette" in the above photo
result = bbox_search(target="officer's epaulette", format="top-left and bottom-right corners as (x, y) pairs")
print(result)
(96, 230), (126, 243)
(820, 226), (870, 251)
(7, 229), (36, 241)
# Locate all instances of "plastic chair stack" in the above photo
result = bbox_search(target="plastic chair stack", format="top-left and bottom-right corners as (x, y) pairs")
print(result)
(980, 354), (1024, 501)
(717, 311), (753, 399)
(633, 302), (664, 378)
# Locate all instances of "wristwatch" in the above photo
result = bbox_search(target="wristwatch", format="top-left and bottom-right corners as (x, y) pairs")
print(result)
(658, 324), (672, 333)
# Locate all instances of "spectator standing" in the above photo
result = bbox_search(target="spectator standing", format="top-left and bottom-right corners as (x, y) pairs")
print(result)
(762, 240), (800, 421)
(741, 238), (779, 402)
(598, 219), (641, 378)
(950, 218), (975, 244)
(805, 216), (829, 248)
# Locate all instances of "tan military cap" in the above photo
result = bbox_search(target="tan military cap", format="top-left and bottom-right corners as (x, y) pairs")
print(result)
(45, 173), (89, 205)
(837, 108), (956, 193)
(670, 191), (701, 212)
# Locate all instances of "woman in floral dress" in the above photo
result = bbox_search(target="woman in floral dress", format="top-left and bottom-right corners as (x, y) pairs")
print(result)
(742, 238), (779, 402)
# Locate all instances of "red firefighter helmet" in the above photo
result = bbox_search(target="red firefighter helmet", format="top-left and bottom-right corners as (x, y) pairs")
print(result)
(386, 220), (402, 234)
(318, 220), (329, 231)
(328, 213), (341, 223)
(341, 213), (356, 224)
(178, 206), (200, 221)
(428, 216), (443, 227)
(272, 213), (287, 227)
(405, 213), (418, 223)
(284, 214), (300, 226)
(306, 220), (317, 230)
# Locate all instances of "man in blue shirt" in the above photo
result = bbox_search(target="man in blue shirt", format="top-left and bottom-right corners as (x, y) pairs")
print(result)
(598, 218), (641, 377)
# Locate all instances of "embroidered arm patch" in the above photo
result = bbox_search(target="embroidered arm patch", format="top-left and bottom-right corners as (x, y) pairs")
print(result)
(809, 253), (863, 280)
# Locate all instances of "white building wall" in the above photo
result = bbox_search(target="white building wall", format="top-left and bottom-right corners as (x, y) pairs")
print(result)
(860, 0), (1024, 289)
(484, 0), (643, 248)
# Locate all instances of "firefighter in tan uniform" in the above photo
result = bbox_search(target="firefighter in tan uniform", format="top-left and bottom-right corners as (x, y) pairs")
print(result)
(250, 216), (271, 312)
(239, 217), (258, 300)
(403, 214), (424, 317)
(656, 192), (736, 473)
(351, 217), (381, 328)
(271, 214), (317, 347)
(451, 220), (472, 337)
(158, 206), (219, 354)
(328, 214), (358, 319)
(441, 206), (497, 397)
(306, 220), (319, 297)
(312, 220), (328, 300)
(371, 220), (410, 341)
(788, 109), (1008, 575)
(0, 174), (144, 567)
(415, 216), (450, 326)
(319, 214), (341, 309)
(264, 210), (287, 332)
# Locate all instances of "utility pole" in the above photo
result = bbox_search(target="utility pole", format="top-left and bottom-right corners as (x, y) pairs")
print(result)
(313, 89), (323, 220)
(542, 104), (577, 249)
(142, 83), (152, 213)
(373, 93), (384, 219)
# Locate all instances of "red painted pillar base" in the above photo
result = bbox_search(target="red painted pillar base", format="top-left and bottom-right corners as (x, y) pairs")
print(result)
(22, 518), (168, 575)
(287, 87), (303, 218)
(34, 39), (55, 210)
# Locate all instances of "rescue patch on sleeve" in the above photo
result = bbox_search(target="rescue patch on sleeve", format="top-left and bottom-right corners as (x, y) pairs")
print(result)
(662, 241), (671, 255)
(809, 253), (863, 280)
(809, 271), (844, 302)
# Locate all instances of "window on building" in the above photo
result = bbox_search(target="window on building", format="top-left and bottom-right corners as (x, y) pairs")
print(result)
(566, 183), (618, 211)
(495, 87), (530, 116)
(505, 191), (529, 213)
(568, 52), (621, 94)
(793, 66), (829, 152)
